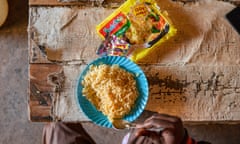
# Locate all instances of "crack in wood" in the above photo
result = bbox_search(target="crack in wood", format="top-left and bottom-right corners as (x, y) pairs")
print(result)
(60, 11), (78, 30)
(30, 83), (51, 106)
(47, 70), (65, 92)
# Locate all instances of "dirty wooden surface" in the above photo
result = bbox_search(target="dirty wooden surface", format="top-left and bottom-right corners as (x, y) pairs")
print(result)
(29, 0), (240, 6)
(28, 0), (240, 122)
(29, 0), (125, 6)
(29, 0), (240, 7)
(29, 64), (63, 121)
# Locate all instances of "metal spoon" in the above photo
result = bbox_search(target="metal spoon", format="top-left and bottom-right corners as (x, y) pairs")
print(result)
(112, 119), (164, 133)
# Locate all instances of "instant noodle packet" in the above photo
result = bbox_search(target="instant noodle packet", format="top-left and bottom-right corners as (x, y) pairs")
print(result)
(96, 0), (176, 62)
(97, 34), (131, 57)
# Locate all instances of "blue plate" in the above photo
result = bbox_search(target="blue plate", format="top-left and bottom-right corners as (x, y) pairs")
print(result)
(76, 56), (149, 128)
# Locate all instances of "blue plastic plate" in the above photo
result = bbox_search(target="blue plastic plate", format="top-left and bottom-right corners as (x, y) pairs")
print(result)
(76, 56), (149, 128)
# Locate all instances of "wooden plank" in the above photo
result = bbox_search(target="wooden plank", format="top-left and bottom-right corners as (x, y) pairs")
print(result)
(29, 2), (240, 65)
(28, 0), (240, 123)
(174, 0), (240, 6)
(29, 0), (86, 6)
(50, 64), (240, 122)
(29, 64), (63, 122)
(29, 0), (240, 6)
(28, 64), (240, 122)
(29, 0), (125, 6)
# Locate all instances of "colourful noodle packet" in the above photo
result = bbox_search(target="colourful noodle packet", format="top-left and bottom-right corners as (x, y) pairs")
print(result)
(96, 0), (176, 62)
(97, 34), (131, 57)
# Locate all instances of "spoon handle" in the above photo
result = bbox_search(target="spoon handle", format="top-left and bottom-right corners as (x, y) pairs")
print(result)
(129, 123), (164, 133)
(147, 127), (164, 133)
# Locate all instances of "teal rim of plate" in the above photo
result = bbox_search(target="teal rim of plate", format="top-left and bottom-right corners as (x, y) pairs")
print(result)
(76, 56), (149, 128)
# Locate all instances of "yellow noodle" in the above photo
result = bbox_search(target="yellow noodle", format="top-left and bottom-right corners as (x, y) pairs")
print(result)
(82, 64), (138, 121)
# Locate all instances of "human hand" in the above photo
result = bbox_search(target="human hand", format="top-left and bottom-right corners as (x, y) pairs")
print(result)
(127, 113), (186, 144)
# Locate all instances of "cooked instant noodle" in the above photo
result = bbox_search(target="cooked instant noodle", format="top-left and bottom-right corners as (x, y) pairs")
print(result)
(82, 64), (138, 121)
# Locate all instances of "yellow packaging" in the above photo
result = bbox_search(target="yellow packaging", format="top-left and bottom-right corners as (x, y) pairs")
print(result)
(96, 0), (176, 62)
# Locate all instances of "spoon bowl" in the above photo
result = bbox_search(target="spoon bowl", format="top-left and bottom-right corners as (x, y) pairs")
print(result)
(112, 119), (137, 130)
(112, 119), (164, 133)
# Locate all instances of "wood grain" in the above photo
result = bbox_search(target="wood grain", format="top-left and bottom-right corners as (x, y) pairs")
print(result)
(28, 0), (240, 122)
(29, 0), (125, 6)
(29, 64), (63, 122)
(29, 0), (81, 6)
(29, 0), (240, 6)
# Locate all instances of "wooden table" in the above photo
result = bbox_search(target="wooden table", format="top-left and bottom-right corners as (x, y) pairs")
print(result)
(28, 0), (240, 123)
